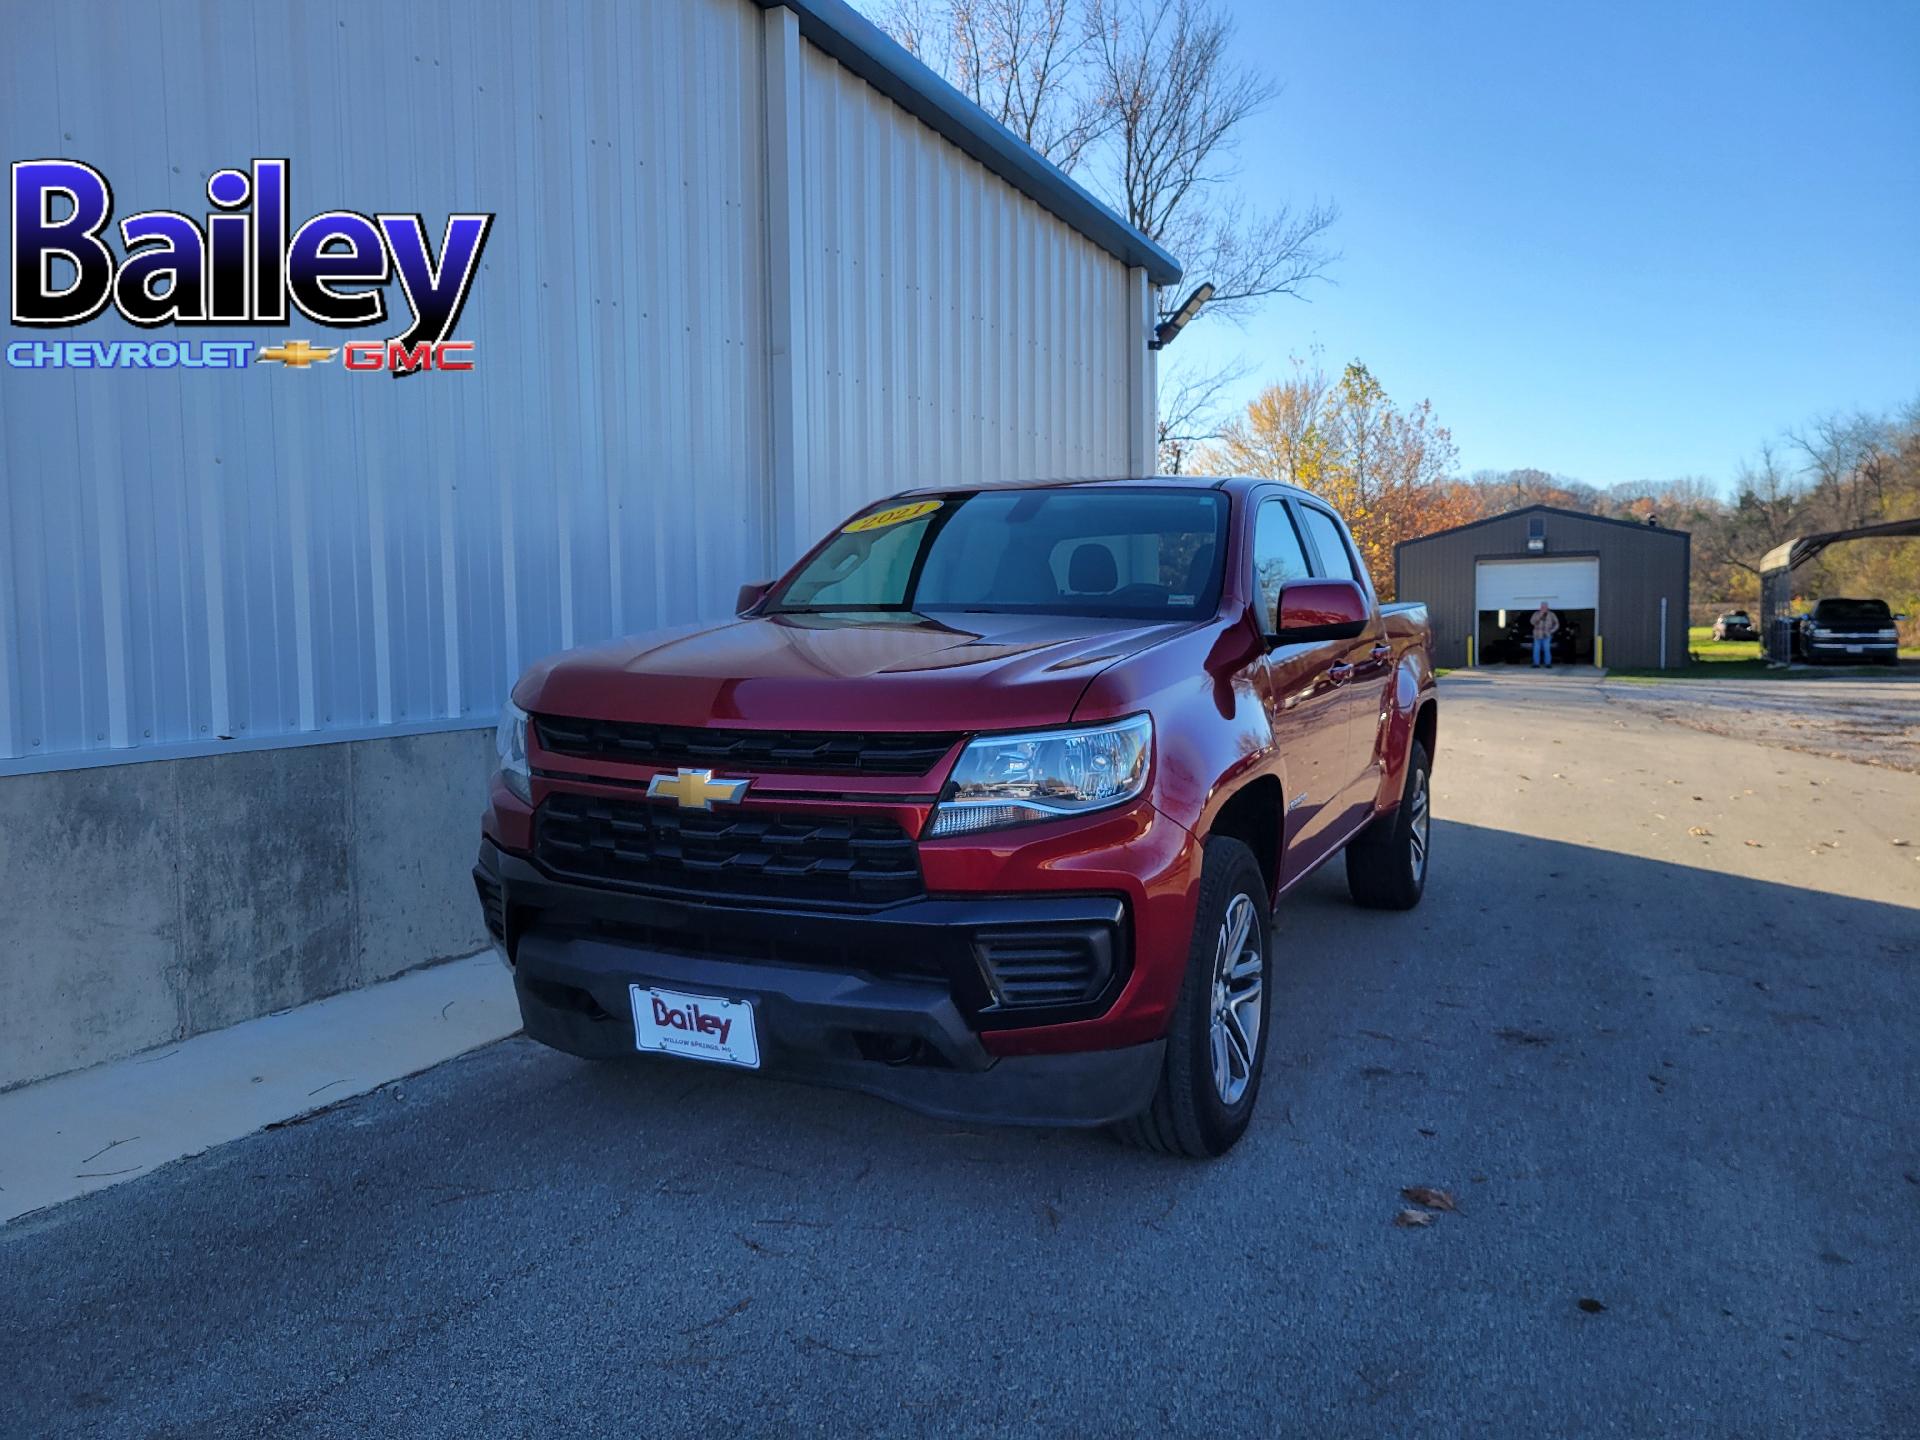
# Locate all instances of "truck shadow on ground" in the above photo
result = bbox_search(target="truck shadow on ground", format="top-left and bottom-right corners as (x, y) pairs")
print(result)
(560, 815), (1916, 1192)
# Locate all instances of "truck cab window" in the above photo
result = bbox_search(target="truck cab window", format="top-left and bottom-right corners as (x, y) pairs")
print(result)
(1253, 500), (1312, 626)
(1301, 505), (1364, 589)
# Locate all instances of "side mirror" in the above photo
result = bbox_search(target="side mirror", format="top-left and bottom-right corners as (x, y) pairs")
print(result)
(1272, 578), (1369, 643)
(736, 580), (772, 616)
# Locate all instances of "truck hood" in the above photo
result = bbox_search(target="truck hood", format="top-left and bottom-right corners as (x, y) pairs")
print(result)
(515, 611), (1189, 732)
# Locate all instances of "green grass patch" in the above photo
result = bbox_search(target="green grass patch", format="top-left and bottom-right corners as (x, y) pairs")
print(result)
(1685, 625), (1764, 664)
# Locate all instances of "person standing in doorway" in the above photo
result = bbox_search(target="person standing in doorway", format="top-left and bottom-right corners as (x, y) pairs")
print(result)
(1531, 601), (1560, 668)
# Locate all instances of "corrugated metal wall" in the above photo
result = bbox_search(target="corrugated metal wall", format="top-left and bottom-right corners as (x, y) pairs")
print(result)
(0, 0), (1143, 773)
(1394, 508), (1691, 669)
(795, 39), (1132, 523)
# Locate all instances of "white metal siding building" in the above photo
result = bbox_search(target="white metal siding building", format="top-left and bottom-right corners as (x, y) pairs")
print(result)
(0, 0), (1179, 1085)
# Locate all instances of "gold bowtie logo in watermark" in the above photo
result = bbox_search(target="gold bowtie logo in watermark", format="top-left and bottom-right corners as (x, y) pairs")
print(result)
(255, 340), (337, 368)
(646, 768), (750, 811)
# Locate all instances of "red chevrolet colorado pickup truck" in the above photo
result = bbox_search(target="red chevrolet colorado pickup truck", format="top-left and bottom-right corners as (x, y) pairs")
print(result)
(476, 477), (1435, 1156)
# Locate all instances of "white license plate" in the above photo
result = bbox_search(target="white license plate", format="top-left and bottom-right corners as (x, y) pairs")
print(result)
(630, 985), (760, 1069)
(1846, 645), (1863, 654)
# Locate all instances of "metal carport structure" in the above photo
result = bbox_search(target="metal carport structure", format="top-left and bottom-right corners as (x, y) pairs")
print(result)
(1758, 517), (1920, 661)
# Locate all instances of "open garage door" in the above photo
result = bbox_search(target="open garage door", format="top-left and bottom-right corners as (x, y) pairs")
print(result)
(1474, 558), (1599, 610)
(1475, 558), (1599, 665)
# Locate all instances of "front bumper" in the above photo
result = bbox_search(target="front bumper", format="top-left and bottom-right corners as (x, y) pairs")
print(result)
(474, 836), (1173, 1126)
(510, 928), (1164, 1127)
(1804, 639), (1897, 661)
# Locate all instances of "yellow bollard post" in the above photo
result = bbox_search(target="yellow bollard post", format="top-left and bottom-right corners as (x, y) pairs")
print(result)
(1596, 635), (1604, 670)
(1466, 635), (1474, 668)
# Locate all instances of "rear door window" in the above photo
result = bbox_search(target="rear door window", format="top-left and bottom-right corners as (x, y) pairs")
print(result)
(1300, 505), (1363, 588)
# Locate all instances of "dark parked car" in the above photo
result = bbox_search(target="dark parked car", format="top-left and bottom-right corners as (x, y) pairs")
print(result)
(1711, 609), (1756, 641)
(1793, 598), (1901, 665)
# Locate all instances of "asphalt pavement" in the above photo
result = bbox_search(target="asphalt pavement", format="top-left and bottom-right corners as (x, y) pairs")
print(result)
(5, 674), (1917, 1438)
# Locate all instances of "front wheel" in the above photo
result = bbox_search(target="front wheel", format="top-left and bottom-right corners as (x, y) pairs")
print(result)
(1345, 741), (1432, 911)
(1114, 837), (1271, 1158)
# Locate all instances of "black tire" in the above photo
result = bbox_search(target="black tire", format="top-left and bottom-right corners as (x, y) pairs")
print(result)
(1345, 741), (1432, 911)
(1113, 837), (1271, 1159)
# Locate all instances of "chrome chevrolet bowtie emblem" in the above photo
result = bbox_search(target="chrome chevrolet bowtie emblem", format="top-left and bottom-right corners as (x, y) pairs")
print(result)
(646, 767), (749, 810)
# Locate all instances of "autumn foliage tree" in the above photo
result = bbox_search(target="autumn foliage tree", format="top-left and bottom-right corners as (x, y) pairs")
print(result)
(1201, 360), (1473, 596)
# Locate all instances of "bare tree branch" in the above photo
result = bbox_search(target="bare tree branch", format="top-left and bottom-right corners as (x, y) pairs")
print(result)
(1155, 353), (1251, 473)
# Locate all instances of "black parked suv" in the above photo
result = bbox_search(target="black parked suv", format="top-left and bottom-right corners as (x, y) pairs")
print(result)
(1794, 598), (1901, 665)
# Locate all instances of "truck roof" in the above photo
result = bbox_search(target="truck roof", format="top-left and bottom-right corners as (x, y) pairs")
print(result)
(896, 474), (1310, 501)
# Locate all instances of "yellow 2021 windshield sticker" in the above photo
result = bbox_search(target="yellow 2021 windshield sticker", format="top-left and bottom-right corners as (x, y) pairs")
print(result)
(842, 499), (942, 534)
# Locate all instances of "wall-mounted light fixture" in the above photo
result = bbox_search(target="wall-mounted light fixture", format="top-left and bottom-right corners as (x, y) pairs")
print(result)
(1149, 283), (1214, 350)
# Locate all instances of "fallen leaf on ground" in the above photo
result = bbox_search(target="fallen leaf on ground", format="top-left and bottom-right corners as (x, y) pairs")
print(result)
(1401, 1186), (1456, 1212)
(1393, 1208), (1434, 1228)
(1577, 1297), (1607, 1314)
(1688, 826), (1712, 837)
(1894, 839), (1911, 847)
(1744, 839), (1763, 847)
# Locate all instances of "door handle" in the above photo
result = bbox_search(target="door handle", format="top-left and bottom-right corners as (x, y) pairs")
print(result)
(1370, 643), (1393, 661)
(1328, 662), (1354, 685)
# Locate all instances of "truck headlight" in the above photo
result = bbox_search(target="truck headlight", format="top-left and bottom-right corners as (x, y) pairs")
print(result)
(927, 716), (1152, 838)
(1812, 627), (1835, 639)
(1879, 629), (1899, 640)
(495, 699), (532, 803)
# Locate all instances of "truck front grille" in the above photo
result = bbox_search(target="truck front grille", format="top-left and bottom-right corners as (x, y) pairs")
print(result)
(533, 792), (924, 908)
(534, 716), (959, 778)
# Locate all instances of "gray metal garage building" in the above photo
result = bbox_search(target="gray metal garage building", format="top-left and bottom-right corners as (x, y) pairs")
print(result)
(0, 0), (1178, 1087)
(1395, 506), (1690, 670)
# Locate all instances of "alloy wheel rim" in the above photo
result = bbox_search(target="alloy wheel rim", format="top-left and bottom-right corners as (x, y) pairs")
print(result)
(1408, 769), (1430, 884)
(1208, 893), (1264, 1106)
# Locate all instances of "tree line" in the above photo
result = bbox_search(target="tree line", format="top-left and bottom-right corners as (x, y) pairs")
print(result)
(1455, 401), (1920, 624)
(1196, 366), (1919, 622)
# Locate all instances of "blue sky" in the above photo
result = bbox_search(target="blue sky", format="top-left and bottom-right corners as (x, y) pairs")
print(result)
(1170, 0), (1920, 491)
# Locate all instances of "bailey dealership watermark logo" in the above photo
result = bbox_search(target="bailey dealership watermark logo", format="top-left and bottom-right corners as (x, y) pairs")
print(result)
(7, 159), (492, 374)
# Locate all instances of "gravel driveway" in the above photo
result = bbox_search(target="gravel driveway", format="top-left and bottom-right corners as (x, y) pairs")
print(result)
(4, 675), (1917, 1438)
(1599, 670), (1920, 771)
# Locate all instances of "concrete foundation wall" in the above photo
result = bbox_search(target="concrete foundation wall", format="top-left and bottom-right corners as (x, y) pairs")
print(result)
(0, 729), (494, 1090)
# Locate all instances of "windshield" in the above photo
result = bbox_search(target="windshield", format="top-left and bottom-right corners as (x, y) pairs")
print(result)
(768, 488), (1230, 620)
(1812, 598), (1891, 626)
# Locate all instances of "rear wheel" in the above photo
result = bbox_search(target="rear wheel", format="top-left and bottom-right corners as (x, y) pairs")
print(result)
(1345, 741), (1431, 911)
(1114, 837), (1270, 1159)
